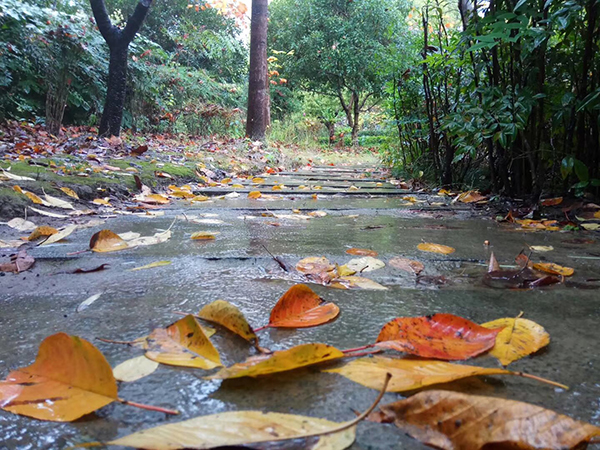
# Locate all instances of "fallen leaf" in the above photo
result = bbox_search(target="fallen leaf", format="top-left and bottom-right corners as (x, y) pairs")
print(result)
(389, 257), (424, 275)
(191, 231), (219, 240)
(252, 177), (265, 183)
(131, 144), (148, 156)
(127, 229), (172, 248)
(90, 230), (130, 253)
(107, 410), (355, 450)
(325, 356), (563, 392)
(113, 356), (159, 382)
(296, 256), (335, 275)
(346, 256), (385, 273)
(0, 169), (35, 181)
(119, 231), (141, 241)
(457, 190), (486, 203)
(191, 195), (210, 202)
(133, 315), (221, 369)
(533, 262), (574, 276)
(581, 223), (600, 231)
(43, 192), (74, 210)
(39, 224), (78, 246)
(417, 243), (455, 255)
(59, 187), (79, 199)
(0, 333), (117, 421)
(370, 390), (599, 449)
(487, 252), (500, 272)
(308, 210), (327, 217)
(29, 206), (68, 218)
(0, 248), (35, 273)
(155, 171), (173, 179)
(336, 264), (356, 277)
(248, 190), (262, 199)
(482, 317), (550, 365)
(330, 276), (388, 290)
(71, 264), (110, 274)
(77, 293), (102, 312)
(93, 198), (112, 206)
(138, 194), (170, 205)
(23, 190), (46, 205)
(198, 300), (257, 344)
(191, 218), (224, 225)
(207, 343), (344, 379)
(129, 261), (172, 271)
(0, 239), (25, 249)
(375, 314), (503, 360)
(541, 197), (563, 206)
(265, 284), (340, 329)
(530, 245), (554, 252)
(7, 218), (37, 232)
(28, 225), (58, 241)
(346, 248), (378, 257)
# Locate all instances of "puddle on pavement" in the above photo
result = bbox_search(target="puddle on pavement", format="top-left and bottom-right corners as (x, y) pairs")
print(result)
(1, 180), (600, 449)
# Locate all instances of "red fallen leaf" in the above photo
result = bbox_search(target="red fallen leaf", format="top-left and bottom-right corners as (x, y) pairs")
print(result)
(131, 145), (148, 156)
(257, 284), (340, 330)
(375, 314), (503, 360)
(541, 196), (563, 206)
(346, 248), (378, 257)
(484, 268), (561, 289)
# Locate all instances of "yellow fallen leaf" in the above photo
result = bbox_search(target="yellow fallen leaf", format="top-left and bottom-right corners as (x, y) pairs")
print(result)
(129, 261), (172, 271)
(482, 317), (550, 366)
(232, 183), (244, 188)
(248, 191), (262, 199)
(113, 355), (159, 382)
(417, 242), (455, 255)
(59, 187), (79, 199)
(93, 198), (112, 206)
(198, 300), (257, 344)
(330, 276), (388, 291)
(530, 245), (554, 252)
(39, 224), (78, 246)
(24, 191), (45, 205)
(90, 230), (130, 253)
(207, 343), (343, 379)
(324, 356), (559, 392)
(191, 195), (210, 202)
(191, 231), (219, 240)
(308, 210), (327, 217)
(28, 226), (58, 241)
(252, 177), (265, 184)
(107, 410), (355, 449)
(134, 315), (221, 369)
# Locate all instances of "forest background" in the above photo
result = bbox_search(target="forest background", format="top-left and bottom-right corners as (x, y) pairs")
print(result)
(1, 0), (599, 199)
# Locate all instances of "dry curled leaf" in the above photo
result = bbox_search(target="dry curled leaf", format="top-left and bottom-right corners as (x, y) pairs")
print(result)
(346, 248), (378, 257)
(370, 390), (599, 450)
(0, 248), (35, 273)
(375, 314), (503, 360)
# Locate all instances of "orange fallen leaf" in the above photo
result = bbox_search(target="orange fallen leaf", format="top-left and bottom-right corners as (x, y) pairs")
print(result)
(375, 313), (503, 360)
(191, 231), (219, 240)
(369, 390), (598, 449)
(532, 262), (574, 276)
(296, 256), (335, 275)
(457, 190), (486, 203)
(261, 284), (340, 329)
(90, 230), (130, 253)
(417, 242), (455, 255)
(198, 300), (257, 344)
(541, 196), (563, 206)
(346, 248), (378, 257)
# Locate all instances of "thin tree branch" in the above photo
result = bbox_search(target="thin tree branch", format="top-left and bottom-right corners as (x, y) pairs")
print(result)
(122, 0), (153, 44)
(90, 0), (120, 46)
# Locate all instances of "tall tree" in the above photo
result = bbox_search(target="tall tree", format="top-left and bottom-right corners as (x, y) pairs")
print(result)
(90, 0), (152, 136)
(246, 0), (270, 140)
(269, 0), (407, 145)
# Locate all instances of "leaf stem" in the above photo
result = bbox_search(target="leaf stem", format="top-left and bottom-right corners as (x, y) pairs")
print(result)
(514, 372), (568, 390)
(96, 337), (134, 345)
(117, 398), (179, 415)
(253, 324), (269, 332)
(343, 349), (383, 358)
(341, 344), (374, 353)
(261, 373), (391, 444)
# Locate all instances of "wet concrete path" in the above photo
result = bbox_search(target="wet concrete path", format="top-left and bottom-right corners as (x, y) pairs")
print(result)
(1, 164), (600, 449)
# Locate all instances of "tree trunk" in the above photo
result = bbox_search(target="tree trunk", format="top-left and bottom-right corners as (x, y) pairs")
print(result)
(90, 0), (152, 137)
(246, 0), (269, 141)
(351, 91), (360, 146)
(99, 45), (128, 136)
(325, 121), (335, 145)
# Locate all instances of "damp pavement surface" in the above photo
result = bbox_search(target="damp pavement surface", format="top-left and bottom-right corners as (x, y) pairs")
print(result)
(1, 165), (600, 449)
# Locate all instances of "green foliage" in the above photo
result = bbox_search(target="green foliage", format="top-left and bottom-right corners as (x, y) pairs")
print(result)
(0, 0), (246, 134)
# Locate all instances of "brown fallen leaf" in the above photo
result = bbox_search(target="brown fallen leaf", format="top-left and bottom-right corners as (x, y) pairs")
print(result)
(369, 390), (599, 449)
(0, 248), (35, 273)
(90, 230), (130, 253)
(346, 248), (378, 257)
(417, 242), (455, 255)
(389, 257), (424, 275)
